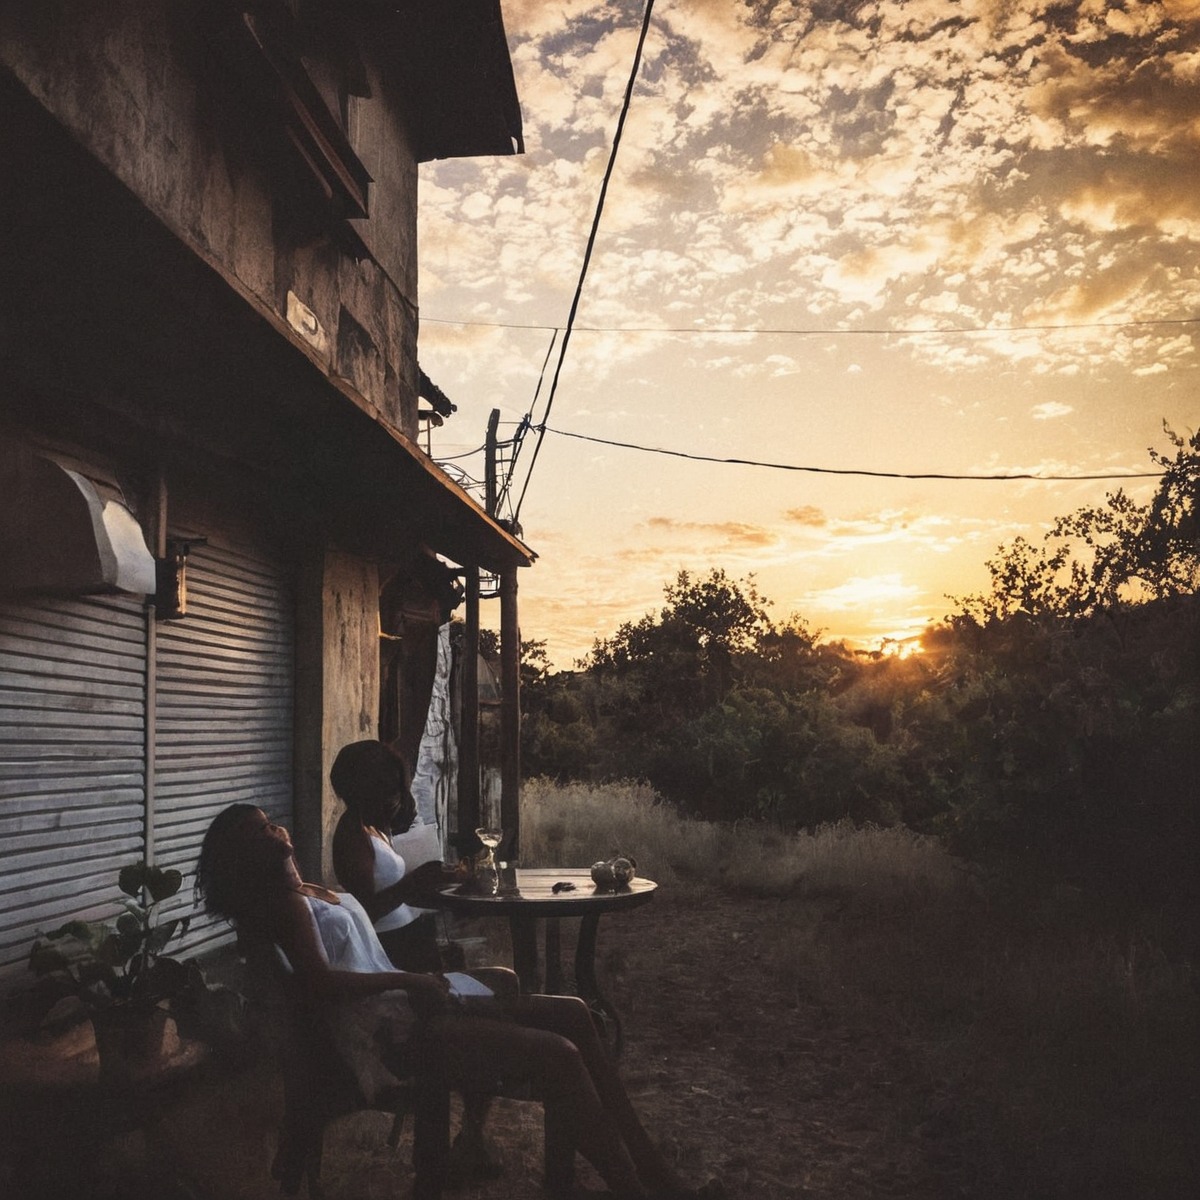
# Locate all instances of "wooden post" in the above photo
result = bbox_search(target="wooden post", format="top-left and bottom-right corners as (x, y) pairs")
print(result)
(460, 568), (481, 840)
(499, 567), (520, 857)
(485, 408), (500, 517)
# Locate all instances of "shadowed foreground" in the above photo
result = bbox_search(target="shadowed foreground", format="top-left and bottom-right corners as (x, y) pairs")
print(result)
(10, 876), (1196, 1200)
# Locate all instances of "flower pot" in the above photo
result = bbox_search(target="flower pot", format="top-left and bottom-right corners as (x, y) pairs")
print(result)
(91, 1004), (168, 1084)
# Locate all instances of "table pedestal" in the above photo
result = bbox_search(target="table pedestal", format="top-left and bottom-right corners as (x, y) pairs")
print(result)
(510, 910), (625, 1053)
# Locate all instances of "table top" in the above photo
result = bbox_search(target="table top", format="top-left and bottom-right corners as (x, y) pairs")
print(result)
(431, 867), (657, 919)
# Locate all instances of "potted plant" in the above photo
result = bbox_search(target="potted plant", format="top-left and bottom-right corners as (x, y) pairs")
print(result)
(28, 861), (196, 1080)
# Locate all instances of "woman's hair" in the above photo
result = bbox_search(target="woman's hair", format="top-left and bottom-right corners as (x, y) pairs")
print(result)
(195, 802), (273, 923)
(330, 740), (410, 814)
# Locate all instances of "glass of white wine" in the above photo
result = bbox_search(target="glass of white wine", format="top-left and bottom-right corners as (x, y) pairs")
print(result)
(475, 827), (503, 895)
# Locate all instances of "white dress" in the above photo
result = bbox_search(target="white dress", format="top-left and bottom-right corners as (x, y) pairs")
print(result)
(298, 891), (416, 1101)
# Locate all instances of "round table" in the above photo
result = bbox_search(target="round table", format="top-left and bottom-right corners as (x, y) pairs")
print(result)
(430, 867), (657, 1054)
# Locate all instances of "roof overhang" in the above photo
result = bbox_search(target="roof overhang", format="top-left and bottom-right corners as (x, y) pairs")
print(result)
(363, 0), (524, 162)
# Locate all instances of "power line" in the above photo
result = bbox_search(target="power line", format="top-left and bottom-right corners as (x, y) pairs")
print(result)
(541, 425), (1164, 481)
(513, 0), (657, 522)
(496, 330), (557, 520)
(422, 314), (1200, 337)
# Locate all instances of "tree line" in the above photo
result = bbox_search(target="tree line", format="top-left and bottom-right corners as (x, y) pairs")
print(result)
(504, 426), (1199, 918)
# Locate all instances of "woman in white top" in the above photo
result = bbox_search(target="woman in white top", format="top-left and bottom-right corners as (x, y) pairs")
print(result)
(196, 803), (720, 1200)
(330, 740), (449, 973)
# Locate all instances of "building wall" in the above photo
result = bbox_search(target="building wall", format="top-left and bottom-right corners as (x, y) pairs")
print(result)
(0, 0), (420, 435)
(318, 550), (381, 882)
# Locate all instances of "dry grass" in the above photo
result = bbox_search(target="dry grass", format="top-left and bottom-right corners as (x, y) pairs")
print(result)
(520, 776), (964, 902)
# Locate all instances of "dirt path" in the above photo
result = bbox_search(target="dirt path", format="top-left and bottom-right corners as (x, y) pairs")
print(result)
(610, 891), (965, 1200)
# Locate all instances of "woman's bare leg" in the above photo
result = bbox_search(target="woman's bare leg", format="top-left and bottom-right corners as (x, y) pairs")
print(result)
(422, 1012), (648, 1198)
(512, 994), (685, 1193)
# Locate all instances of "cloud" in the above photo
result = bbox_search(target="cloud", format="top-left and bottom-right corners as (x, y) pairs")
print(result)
(784, 506), (827, 527)
(642, 516), (778, 548)
(1032, 402), (1074, 420)
(797, 573), (922, 612)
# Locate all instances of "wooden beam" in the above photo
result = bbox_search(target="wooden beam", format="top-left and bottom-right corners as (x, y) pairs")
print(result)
(459, 569), (481, 841)
(500, 567), (520, 858)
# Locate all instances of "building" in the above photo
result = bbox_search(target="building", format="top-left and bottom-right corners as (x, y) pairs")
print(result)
(0, 0), (533, 983)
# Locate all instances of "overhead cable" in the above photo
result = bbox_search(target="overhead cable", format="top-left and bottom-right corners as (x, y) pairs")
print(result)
(512, 0), (656, 522)
(423, 314), (1200, 337)
(541, 425), (1164, 482)
(496, 329), (558, 518)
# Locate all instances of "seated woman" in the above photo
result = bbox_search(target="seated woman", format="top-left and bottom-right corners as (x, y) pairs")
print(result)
(330, 740), (449, 974)
(330, 739), (499, 1175)
(196, 803), (720, 1200)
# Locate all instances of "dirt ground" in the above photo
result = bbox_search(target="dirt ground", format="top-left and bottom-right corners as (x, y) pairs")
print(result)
(6, 891), (971, 1200)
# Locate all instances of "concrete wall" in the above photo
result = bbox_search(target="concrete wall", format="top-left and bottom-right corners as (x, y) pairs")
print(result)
(0, 0), (420, 435)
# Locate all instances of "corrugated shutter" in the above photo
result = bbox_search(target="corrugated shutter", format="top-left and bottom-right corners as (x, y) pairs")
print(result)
(0, 594), (147, 985)
(154, 535), (294, 957)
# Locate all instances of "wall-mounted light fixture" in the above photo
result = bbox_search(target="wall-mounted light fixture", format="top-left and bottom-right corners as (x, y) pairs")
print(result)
(154, 536), (207, 620)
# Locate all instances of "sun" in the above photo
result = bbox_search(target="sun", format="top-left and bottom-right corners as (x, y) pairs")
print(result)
(879, 636), (925, 659)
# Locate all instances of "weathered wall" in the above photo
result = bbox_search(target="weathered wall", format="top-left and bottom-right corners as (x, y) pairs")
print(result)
(0, 0), (419, 435)
(318, 550), (381, 882)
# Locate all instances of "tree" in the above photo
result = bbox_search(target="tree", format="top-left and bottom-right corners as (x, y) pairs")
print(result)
(587, 569), (773, 709)
(954, 424), (1200, 624)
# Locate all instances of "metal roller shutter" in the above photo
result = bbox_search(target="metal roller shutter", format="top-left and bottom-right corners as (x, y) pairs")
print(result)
(0, 593), (147, 985)
(153, 535), (294, 957)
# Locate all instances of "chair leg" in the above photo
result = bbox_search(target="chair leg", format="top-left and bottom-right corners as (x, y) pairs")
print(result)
(411, 1071), (450, 1200)
(388, 1108), (407, 1149)
(543, 1102), (576, 1198)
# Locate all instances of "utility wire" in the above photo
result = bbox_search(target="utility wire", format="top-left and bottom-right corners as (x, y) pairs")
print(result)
(436, 444), (487, 461)
(423, 314), (1200, 336)
(541, 425), (1164, 481)
(512, 0), (656, 522)
(497, 330), (558, 519)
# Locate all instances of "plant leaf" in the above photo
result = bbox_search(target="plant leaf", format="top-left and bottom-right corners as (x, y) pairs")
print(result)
(28, 944), (71, 975)
(145, 919), (179, 955)
(96, 932), (134, 968)
(118, 862), (149, 898)
(146, 867), (183, 902)
(143, 956), (189, 1000)
(44, 920), (97, 943)
(117, 912), (143, 938)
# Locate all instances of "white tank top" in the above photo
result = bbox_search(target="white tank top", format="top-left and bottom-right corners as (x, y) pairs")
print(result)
(299, 891), (416, 1101)
(369, 834), (422, 932)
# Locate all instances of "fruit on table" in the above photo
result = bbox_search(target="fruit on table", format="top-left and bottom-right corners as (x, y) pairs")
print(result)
(591, 856), (637, 889)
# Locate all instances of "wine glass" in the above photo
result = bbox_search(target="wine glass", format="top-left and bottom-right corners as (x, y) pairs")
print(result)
(475, 827), (504, 868)
(475, 827), (503, 895)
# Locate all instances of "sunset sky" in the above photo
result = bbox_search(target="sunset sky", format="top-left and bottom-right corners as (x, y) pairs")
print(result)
(417, 0), (1200, 669)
